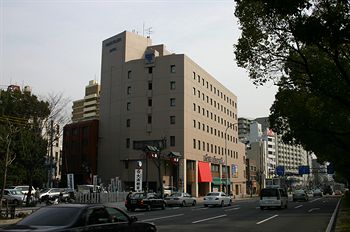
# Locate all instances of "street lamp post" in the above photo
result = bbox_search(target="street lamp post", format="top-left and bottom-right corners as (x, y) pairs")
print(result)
(225, 122), (238, 196)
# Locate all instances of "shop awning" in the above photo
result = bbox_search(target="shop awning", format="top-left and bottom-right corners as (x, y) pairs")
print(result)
(198, 161), (212, 182)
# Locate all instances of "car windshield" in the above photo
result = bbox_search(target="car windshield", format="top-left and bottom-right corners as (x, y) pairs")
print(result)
(18, 207), (82, 226)
(132, 193), (145, 199)
(261, 189), (278, 197)
(295, 190), (305, 194)
(206, 192), (220, 196)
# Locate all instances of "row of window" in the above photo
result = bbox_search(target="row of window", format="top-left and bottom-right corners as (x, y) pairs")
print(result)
(193, 119), (237, 143)
(192, 138), (239, 159)
(192, 71), (236, 108)
(126, 98), (176, 111)
(127, 64), (177, 79)
(126, 116), (176, 127)
(193, 103), (237, 128)
(126, 81), (176, 95)
(193, 87), (236, 119)
(126, 136), (176, 149)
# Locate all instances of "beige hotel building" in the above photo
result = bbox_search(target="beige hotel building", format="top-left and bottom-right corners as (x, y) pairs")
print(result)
(98, 31), (246, 197)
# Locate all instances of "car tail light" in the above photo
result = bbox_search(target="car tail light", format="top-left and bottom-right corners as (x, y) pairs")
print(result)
(140, 200), (144, 205)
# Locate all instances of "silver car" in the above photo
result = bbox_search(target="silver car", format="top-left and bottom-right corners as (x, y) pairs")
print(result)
(292, 189), (309, 202)
(165, 192), (196, 206)
(203, 192), (232, 207)
(2, 189), (26, 205)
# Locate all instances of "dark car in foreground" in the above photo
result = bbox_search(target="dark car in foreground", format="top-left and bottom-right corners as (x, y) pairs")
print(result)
(125, 192), (166, 212)
(0, 203), (157, 232)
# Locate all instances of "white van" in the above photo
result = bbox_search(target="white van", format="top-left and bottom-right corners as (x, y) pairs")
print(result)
(259, 187), (288, 210)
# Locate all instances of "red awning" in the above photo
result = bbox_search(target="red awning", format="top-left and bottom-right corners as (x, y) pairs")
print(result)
(198, 161), (212, 182)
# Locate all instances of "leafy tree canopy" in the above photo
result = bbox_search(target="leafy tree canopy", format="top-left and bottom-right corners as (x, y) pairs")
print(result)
(0, 90), (50, 189)
(234, 0), (350, 180)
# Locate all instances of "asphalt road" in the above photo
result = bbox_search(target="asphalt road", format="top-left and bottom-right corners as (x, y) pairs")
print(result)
(123, 196), (340, 232)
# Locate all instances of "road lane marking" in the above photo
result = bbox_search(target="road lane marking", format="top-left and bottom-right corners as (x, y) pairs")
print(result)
(256, 215), (279, 225)
(130, 213), (145, 217)
(294, 205), (303, 209)
(256, 207), (260, 209)
(224, 207), (240, 211)
(192, 214), (227, 224)
(192, 207), (208, 211)
(308, 208), (320, 213)
(142, 214), (184, 222)
(310, 198), (322, 203)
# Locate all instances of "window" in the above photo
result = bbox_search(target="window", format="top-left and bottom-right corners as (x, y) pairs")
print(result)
(170, 98), (176, 107)
(193, 72), (196, 79)
(198, 140), (201, 150)
(127, 102), (131, 111)
(128, 70), (132, 79)
(148, 82), (152, 90)
(193, 103), (196, 111)
(126, 119), (130, 127)
(148, 98), (152, 107)
(193, 139), (196, 149)
(170, 136), (175, 146)
(170, 65), (176, 73)
(170, 116), (175, 124)
(127, 86), (131, 95)
(148, 67), (153, 74)
(126, 138), (130, 148)
(148, 115), (152, 124)
(170, 81), (176, 90)
(193, 87), (196, 95)
(193, 120), (196, 128)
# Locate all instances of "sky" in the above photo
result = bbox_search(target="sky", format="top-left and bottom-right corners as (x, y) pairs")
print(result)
(0, 0), (278, 119)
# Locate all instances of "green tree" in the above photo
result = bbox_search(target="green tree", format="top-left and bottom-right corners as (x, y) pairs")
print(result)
(234, 0), (350, 180)
(0, 89), (50, 205)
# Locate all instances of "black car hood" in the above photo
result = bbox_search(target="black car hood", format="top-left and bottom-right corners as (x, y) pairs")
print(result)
(0, 224), (67, 232)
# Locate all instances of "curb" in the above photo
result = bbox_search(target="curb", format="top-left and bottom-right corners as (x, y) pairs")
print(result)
(326, 197), (342, 232)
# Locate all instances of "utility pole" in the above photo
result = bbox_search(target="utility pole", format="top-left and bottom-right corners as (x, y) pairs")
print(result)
(49, 120), (54, 188)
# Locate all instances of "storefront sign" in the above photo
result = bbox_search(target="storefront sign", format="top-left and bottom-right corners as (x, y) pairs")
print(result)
(203, 154), (224, 164)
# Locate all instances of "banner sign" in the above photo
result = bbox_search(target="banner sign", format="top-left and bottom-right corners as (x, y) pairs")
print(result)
(135, 169), (143, 192)
(67, 173), (74, 191)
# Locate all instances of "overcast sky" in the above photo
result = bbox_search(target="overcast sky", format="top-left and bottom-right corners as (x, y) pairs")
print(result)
(1, 0), (278, 119)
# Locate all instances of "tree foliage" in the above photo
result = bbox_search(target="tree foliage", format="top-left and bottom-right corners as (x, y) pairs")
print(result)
(0, 90), (50, 195)
(234, 0), (350, 179)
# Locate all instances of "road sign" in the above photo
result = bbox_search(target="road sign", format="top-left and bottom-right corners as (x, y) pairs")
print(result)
(276, 166), (285, 176)
(67, 173), (74, 191)
(298, 165), (310, 175)
(135, 169), (143, 192)
(327, 163), (335, 174)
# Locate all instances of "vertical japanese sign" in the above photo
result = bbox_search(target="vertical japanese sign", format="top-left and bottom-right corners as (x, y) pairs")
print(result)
(67, 173), (74, 191)
(135, 169), (143, 192)
(93, 175), (98, 192)
(232, 164), (238, 178)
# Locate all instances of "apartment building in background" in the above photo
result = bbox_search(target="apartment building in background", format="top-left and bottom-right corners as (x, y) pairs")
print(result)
(72, 80), (100, 122)
(98, 31), (246, 197)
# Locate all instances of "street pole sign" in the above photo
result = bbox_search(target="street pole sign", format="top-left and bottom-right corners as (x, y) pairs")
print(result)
(135, 169), (143, 192)
(276, 166), (285, 176)
(67, 173), (74, 191)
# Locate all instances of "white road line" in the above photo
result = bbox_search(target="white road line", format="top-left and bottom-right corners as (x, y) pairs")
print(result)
(294, 205), (303, 209)
(256, 215), (279, 225)
(224, 207), (240, 211)
(142, 214), (184, 222)
(192, 214), (227, 224)
(130, 213), (145, 217)
(308, 208), (320, 213)
(256, 207), (260, 209)
(192, 207), (208, 211)
(310, 198), (322, 203)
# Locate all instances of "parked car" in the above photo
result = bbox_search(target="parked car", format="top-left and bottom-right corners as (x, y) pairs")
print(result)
(0, 204), (157, 232)
(203, 192), (232, 207)
(2, 189), (26, 205)
(334, 190), (343, 195)
(9, 185), (36, 195)
(164, 192), (196, 206)
(259, 187), (288, 210)
(292, 189), (309, 202)
(313, 188), (323, 197)
(39, 188), (66, 202)
(125, 192), (166, 212)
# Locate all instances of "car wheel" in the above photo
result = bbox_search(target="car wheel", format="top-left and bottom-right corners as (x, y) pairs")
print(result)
(146, 225), (157, 232)
(204, 204), (208, 207)
(228, 200), (232, 206)
(260, 206), (264, 210)
(293, 199), (296, 202)
(182, 201), (186, 207)
(161, 202), (166, 210)
(192, 200), (196, 206)
(220, 201), (224, 207)
(146, 205), (151, 211)
(131, 207), (136, 212)
(285, 202), (288, 209)
(13, 199), (19, 206)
